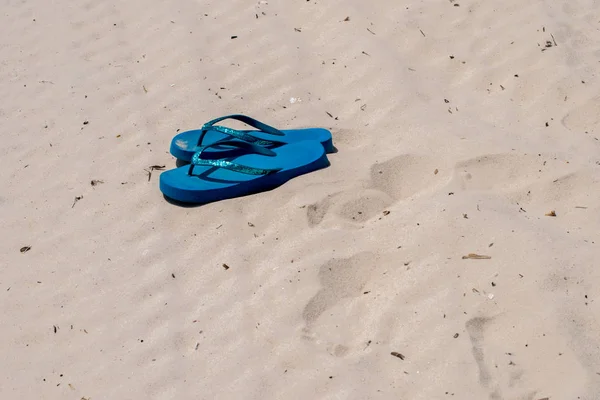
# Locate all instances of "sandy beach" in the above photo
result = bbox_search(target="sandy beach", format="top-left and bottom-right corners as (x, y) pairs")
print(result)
(2, 0), (600, 398)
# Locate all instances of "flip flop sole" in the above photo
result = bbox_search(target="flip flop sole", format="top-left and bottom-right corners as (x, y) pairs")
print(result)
(160, 141), (329, 204)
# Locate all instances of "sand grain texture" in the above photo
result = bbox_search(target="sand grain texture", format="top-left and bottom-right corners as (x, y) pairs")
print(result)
(2, 0), (600, 399)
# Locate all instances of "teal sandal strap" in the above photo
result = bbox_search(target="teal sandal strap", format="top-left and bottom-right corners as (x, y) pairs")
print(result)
(197, 114), (286, 147)
(188, 140), (282, 176)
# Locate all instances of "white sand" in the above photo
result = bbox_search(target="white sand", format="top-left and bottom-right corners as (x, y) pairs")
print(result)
(2, 0), (600, 398)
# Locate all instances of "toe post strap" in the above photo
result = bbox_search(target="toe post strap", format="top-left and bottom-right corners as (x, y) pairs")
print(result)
(188, 140), (282, 176)
(197, 114), (286, 147)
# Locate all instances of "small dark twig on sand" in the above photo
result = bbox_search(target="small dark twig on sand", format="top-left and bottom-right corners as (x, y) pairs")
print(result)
(72, 196), (83, 208)
(145, 165), (165, 181)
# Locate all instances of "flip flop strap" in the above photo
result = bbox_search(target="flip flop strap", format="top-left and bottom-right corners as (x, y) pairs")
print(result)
(197, 114), (286, 147)
(188, 140), (282, 176)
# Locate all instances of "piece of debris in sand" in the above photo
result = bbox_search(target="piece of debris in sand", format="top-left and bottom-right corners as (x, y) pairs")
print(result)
(391, 352), (405, 360)
(462, 253), (491, 260)
(72, 196), (83, 208)
(145, 165), (166, 181)
(545, 210), (556, 217)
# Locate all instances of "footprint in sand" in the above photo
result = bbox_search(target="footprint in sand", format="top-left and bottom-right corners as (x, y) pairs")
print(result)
(464, 313), (586, 400)
(450, 153), (547, 192)
(303, 252), (377, 327)
(561, 96), (600, 133)
(301, 252), (378, 354)
(306, 192), (337, 227)
(466, 316), (537, 400)
(330, 128), (371, 150)
(449, 153), (595, 212)
(370, 154), (443, 200)
(306, 190), (393, 227)
(306, 154), (443, 226)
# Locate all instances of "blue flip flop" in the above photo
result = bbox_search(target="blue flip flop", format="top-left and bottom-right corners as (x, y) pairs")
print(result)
(170, 114), (334, 162)
(160, 140), (329, 204)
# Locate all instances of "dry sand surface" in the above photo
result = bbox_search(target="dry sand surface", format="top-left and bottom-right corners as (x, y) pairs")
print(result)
(2, 0), (600, 399)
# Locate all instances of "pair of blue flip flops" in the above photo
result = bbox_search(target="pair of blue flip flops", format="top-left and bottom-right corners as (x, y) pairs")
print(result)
(159, 115), (334, 204)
